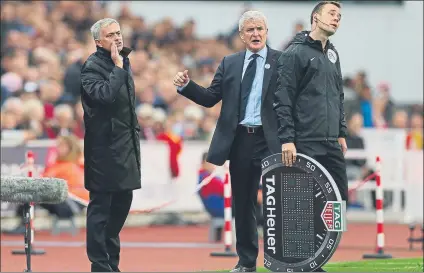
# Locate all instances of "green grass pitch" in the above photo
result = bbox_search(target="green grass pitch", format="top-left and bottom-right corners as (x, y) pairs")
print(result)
(252, 257), (424, 272)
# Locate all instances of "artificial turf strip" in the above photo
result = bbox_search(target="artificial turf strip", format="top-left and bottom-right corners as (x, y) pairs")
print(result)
(221, 257), (424, 272)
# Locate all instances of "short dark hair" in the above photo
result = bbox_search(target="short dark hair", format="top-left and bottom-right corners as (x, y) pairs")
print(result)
(310, 1), (341, 24)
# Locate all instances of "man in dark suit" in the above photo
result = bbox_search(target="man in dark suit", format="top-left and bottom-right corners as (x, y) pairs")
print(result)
(80, 18), (141, 272)
(173, 11), (281, 272)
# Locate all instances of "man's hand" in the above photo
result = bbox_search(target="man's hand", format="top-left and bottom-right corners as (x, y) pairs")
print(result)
(338, 137), (348, 156)
(173, 70), (189, 87)
(111, 43), (123, 68)
(281, 143), (297, 167)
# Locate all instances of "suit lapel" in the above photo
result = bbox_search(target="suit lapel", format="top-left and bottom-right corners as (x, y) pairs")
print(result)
(261, 47), (277, 104)
(234, 51), (246, 102)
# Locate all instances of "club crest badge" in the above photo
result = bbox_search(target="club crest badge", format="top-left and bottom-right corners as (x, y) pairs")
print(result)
(327, 49), (337, 64)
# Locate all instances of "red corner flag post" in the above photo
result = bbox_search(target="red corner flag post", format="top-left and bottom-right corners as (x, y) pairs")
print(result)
(12, 150), (46, 258)
(210, 172), (237, 257)
(363, 156), (392, 259)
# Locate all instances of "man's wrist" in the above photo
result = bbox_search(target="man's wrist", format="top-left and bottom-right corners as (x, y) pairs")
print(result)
(177, 80), (190, 92)
(280, 138), (295, 145)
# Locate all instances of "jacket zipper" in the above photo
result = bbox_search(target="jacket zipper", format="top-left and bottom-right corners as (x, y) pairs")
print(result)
(323, 48), (329, 142)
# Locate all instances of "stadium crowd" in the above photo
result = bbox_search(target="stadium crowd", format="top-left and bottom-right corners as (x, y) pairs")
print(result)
(1, 1), (423, 150)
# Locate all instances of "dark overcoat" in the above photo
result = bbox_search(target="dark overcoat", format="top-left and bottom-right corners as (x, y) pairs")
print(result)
(80, 46), (141, 192)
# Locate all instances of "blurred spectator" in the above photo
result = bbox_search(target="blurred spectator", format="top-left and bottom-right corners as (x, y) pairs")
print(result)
(136, 104), (156, 140)
(3, 134), (86, 235)
(342, 77), (357, 101)
(198, 152), (226, 220)
(343, 71), (376, 128)
(45, 104), (75, 138)
(20, 98), (46, 139)
(358, 85), (374, 128)
(406, 113), (423, 150)
(281, 21), (304, 50)
(372, 81), (395, 128)
(353, 70), (369, 95)
(20, 82), (40, 102)
(391, 109), (409, 129)
(151, 107), (167, 135)
(62, 48), (92, 103)
(73, 99), (85, 138)
(156, 114), (183, 180)
(345, 113), (375, 208)
(1, 72), (23, 94)
(342, 76), (361, 121)
(345, 113), (373, 180)
(1, 97), (24, 127)
(183, 105), (204, 140)
(43, 134), (87, 199)
(198, 115), (217, 141)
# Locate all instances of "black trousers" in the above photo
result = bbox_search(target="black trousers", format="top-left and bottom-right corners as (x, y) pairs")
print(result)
(296, 141), (349, 202)
(229, 125), (270, 268)
(295, 141), (348, 272)
(86, 190), (133, 272)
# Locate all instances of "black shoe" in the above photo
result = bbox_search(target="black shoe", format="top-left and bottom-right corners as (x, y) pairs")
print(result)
(230, 265), (256, 272)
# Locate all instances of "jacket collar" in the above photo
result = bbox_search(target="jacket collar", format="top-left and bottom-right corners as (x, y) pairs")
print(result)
(245, 45), (268, 61)
(95, 46), (133, 60)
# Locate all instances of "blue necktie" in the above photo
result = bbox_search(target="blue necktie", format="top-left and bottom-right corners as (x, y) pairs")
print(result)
(239, 54), (259, 122)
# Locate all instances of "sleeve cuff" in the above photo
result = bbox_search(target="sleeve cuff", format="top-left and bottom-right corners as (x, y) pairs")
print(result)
(279, 138), (295, 145)
(176, 80), (190, 93)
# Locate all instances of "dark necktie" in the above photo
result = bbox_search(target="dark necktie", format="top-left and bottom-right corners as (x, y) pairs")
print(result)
(239, 53), (259, 122)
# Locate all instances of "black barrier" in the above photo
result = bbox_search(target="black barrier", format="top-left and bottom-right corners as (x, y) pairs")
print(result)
(261, 153), (347, 272)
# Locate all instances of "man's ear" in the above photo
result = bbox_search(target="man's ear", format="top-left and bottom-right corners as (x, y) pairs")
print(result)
(239, 32), (245, 42)
(94, 40), (102, 47)
(314, 13), (319, 22)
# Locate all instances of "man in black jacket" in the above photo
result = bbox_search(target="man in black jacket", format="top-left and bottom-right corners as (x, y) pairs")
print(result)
(274, 1), (348, 204)
(80, 18), (141, 272)
(174, 10), (281, 272)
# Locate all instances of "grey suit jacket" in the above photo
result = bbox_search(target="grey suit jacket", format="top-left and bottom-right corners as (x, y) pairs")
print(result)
(178, 46), (282, 165)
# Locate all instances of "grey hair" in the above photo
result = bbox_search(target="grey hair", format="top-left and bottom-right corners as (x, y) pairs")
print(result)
(90, 18), (120, 40)
(238, 10), (268, 32)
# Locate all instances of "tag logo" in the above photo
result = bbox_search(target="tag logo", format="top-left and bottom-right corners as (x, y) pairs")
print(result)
(321, 201), (344, 231)
(327, 49), (337, 64)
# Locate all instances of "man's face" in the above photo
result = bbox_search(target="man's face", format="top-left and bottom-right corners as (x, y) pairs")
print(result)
(410, 114), (423, 130)
(392, 111), (408, 129)
(95, 23), (123, 52)
(348, 113), (363, 135)
(240, 19), (267, 53)
(316, 4), (341, 36)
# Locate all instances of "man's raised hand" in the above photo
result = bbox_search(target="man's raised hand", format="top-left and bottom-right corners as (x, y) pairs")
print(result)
(111, 43), (123, 68)
(173, 70), (189, 87)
